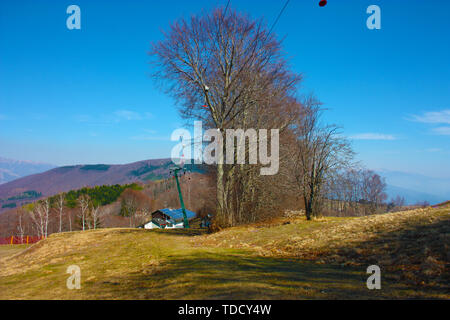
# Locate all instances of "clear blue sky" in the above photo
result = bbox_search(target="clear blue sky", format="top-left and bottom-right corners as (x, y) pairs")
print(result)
(1, 0), (449, 179)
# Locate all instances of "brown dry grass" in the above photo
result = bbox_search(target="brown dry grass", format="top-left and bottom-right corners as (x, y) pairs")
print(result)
(0, 245), (28, 259)
(0, 207), (448, 299)
(196, 208), (450, 291)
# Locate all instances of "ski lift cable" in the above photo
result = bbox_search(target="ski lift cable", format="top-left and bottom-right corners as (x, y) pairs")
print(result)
(214, 0), (291, 109)
(267, 0), (291, 38)
(224, 0), (231, 17)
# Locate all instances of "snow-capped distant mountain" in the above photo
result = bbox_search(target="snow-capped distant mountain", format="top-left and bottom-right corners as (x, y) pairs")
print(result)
(0, 157), (56, 184)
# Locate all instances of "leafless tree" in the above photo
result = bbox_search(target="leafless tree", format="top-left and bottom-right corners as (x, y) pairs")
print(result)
(360, 170), (388, 214)
(55, 193), (66, 233)
(393, 195), (405, 207)
(41, 199), (50, 237)
(28, 199), (50, 238)
(323, 167), (391, 216)
(150, 7), (301, 226)
(415, 200), (430, 208)
(67, 208), (73, 232)
(392, 195), (405, 208)
(289, 97), (354, 220)
(91, 205), (103, 230)
(16, 209), (25, 242)
(120, 189), (146, 227)
(78, 194), (90, 231)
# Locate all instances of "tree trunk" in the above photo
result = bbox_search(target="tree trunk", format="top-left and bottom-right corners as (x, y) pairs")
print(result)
(216, 163), (225, 224)
(304, 196), (312, 221)
(59, 208), (62, 233)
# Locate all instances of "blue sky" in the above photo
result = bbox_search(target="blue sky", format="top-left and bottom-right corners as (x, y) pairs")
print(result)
(0, 0), (449, 179)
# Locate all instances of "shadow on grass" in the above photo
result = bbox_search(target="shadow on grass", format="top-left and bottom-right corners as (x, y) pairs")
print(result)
(89, 218), (450, 299)
(88, 250), (427, 300)
(153, 228), (208, 237)
(324, 217), (450, 296)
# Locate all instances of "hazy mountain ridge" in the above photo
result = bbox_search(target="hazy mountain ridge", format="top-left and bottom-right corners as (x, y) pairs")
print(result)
(0, 158), (207, 213)
(378, 169), (450, 204)
(0, 157), (56, 184)
(0, 158), (179, 213)
(0, 168), (20, 184)
(386, 185), (446, 205)
(0, 156), (446, 212)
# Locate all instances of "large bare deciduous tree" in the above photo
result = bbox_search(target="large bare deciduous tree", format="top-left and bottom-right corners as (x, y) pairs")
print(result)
(150, 7), (301, 225)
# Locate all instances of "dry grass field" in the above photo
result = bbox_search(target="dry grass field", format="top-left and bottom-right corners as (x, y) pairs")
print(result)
(0, 207), (448, 300)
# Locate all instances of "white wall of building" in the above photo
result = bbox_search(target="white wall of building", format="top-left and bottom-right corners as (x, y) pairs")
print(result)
(143, 221), (185, 229)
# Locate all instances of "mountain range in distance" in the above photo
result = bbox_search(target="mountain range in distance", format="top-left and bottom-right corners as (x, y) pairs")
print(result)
(0, 157), (447, 213)
(0, 158), (177, 197)
(0, 157), (56, 184)
(0, 158), (203, 213)
(378, 169), (450, 205)
(386, 185), (445, 206)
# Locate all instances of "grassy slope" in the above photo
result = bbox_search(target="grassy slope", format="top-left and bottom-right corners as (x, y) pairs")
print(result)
(0, 208), (448, 300)
(0, 245), (28, 259)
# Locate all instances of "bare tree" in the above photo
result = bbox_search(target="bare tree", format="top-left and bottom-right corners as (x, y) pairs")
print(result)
(67, 207), (73, 232)
(120, 189), (143, 227)
(393, 195), (405, 208)
(393, 195), (405, 207)
(91, 205), (103, 230)
(323, 167), (391, 216)
(78, 194), (90, 231)
(55, 193), (66, 233)
(25, 204), (40, 238)
(150, 7), (301, 226)
(360, 170), (387, 214)
(289, 97), (354, 220)
(41, 199), (50, 237)
(415, 200), (430, 208)
(28, 199), (50, 238)
(16, 209), (25, 242)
